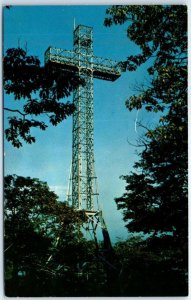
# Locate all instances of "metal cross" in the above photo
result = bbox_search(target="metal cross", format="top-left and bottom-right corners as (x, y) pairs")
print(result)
(45, 25), (122, 213)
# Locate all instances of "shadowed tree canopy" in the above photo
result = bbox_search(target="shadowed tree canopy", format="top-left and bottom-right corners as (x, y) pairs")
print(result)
(114, 237), (187, 296)
(4, 175), (98, 296)
(104, 5), (188, 295)
(4, 174), (85, 274)
(4, 174), (117, 297)
(4, 48), (83, 147)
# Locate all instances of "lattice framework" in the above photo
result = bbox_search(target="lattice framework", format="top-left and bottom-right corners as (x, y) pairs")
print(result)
(45, 25), (122, 241)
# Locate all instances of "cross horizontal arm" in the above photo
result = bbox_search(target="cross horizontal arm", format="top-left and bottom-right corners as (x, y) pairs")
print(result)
(45, 47), (123, 81)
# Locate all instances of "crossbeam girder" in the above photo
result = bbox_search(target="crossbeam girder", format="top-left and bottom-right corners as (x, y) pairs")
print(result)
(45, 47), (121, 81)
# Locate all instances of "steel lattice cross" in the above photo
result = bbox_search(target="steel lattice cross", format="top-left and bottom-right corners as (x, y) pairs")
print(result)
(45, 25), (122, 212)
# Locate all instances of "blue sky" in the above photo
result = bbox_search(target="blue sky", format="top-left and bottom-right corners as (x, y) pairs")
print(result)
(3, 5), (159, 242)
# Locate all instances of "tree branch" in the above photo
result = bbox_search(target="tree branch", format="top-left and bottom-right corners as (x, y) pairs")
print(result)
(4, 243), (13, 252)
(127, 137), (148, 152)
(4, 107), (27, 117)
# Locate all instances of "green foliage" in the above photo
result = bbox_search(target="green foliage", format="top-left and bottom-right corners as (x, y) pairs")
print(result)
(4, 175), (114, 297)
(105, 5), (188, 295)
(4, 175), (84, 296)
(105, 5), (187, 111)
(114, 237), (188, 296)
(4, 48), (83, 147)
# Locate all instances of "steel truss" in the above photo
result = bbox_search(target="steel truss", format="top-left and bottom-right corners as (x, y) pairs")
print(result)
(45, 25), (122, 245)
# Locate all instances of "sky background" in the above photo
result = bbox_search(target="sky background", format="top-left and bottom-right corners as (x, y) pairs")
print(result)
(3, 5), (161, 242)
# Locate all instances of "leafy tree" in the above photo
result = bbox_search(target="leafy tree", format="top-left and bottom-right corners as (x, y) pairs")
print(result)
(105, 5), (188, 295)
(4, 175), (113, 297)
(4, 48), (83, 147)
(115, 237), (187, 296)
(4, 175), (87, 296)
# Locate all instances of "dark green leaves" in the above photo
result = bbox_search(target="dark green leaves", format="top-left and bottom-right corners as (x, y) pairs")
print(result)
(4, 48), (40, 99)
(105, 6), (188, 290)
(4, 174), (109, 297)
(5, 117), (47, 148)
(4, 48), (83, 147)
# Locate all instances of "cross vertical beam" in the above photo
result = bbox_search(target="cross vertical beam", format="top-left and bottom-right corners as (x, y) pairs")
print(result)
(72, 25), (95, 210)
